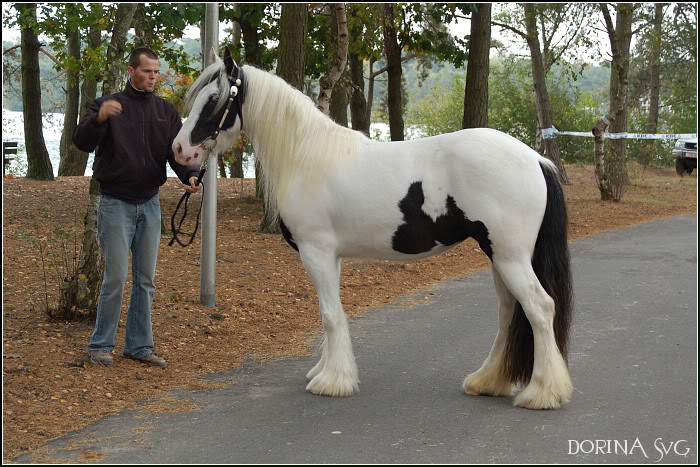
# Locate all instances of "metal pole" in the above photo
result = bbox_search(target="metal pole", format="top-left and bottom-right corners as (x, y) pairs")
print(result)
(200, 3), (218, 307)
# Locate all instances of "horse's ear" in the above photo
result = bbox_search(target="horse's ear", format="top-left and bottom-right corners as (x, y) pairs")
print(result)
(208, 46), (220, 65)
(223, 46), (238, 78)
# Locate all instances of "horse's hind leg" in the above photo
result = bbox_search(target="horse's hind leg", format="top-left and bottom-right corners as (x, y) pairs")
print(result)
(464, 268), (518, 397)
(495, 258), (572, 409)
(299, 246), (359, 397)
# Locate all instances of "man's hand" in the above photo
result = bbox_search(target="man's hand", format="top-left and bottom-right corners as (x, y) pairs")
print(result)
(97, 100), (122, 123)
(184, 175), (203, 194)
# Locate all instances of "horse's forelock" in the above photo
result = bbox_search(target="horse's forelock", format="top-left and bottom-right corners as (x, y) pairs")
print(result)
(183, 63), (229, 117)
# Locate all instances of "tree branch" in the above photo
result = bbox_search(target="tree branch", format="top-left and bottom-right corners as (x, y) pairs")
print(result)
(4, 44), (61, 67)
(491, 20), (527, 39)
(599, 3), (615, 38)
(370, 53), (417, 78)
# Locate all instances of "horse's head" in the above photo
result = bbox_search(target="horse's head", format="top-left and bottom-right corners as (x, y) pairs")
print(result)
(173, 47), (245, 167)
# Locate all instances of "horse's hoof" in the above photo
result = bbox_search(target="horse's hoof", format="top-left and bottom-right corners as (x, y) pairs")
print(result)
(512, 380), (571, 409)
(306, 371), (358, 397)
(463, 371), (516, 397)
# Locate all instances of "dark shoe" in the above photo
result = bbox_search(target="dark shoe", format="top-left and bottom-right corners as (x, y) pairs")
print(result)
(125, 352), (167, 368)
(88, 349), (114, 366)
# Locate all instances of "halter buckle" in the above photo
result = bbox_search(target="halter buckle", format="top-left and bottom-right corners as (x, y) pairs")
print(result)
(203, 137), (218, 151)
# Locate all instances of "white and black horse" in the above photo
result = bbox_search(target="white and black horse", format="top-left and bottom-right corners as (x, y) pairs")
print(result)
(173, 48), (574, 409)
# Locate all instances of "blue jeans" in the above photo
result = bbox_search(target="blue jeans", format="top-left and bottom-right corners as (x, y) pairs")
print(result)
(89, 194), (161, 358)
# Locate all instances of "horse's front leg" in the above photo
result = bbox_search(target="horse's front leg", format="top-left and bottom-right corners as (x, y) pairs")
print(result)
(300, 246), (359, 397)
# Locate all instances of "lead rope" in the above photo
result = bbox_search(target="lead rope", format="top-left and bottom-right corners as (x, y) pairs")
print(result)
(169, 160), (207, 247)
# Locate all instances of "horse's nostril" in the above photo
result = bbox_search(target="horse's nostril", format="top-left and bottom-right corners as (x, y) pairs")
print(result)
(194, 153), (199, 159)
(176, 143), (182, 155)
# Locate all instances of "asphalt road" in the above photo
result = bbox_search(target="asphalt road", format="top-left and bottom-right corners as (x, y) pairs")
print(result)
(16, 215), (697, 464)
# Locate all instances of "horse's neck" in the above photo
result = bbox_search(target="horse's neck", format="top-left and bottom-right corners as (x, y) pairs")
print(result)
(241, 69), (367, 208)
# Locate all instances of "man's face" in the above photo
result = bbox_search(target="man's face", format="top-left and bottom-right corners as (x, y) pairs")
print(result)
(128, 55), (160, 92)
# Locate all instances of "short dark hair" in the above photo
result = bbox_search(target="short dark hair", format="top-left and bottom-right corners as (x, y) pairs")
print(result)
(129, 47), (159, 69)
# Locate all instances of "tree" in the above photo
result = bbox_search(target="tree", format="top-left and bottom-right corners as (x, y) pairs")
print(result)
(317, 3), (348, 116)
(17, 3), (54, 181)
(493, 4), (594, 184)
(462, 3), (490, 129)
(226, 3), (245, 179)
(57, 5), (85, 176)
(599, 3), (636, 201)
(58, 2), (137, 319)
(639, 3), (664, 168)
(102, 3), (137, 95)
(382, 3), (404, 141)
(661, 3), (697, 132)
(343, 4), (384, 136)
(276, 3), (308, 90)
(522, 4), (570, 183)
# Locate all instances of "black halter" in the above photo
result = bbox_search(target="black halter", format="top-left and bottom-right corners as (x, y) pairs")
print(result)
(169, 71), (244, 248)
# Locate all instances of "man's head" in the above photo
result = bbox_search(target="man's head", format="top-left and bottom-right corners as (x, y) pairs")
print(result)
(128, 47), (160, 92)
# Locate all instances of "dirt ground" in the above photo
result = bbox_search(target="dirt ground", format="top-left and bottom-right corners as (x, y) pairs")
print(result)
(2, 163), (697, 462)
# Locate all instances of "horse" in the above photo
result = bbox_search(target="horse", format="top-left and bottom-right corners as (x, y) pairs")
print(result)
(172, 47), (574, 409)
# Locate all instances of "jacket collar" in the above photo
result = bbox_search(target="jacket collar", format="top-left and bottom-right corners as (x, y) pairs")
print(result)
(125, 79), (154, 100)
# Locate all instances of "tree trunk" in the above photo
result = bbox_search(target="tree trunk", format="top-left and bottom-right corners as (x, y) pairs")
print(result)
(230, 142), (245, 178)
(133, 3), (154, 48)
(601, 3), (634, 201)
(57, 177), (103, 320)
(239, 6), (264, 68)
(640, 3), (663, 167)
(592, 117), (613, 199)
(261, 3), (308, 233)
(318, 3), (349, 115)
(275, 3), (308, 90)
(329, 78), (349, 126)
(103, 3), (137, 96)
(462, 3), (491, 130)
(348, 52), (370, 136)
(366, 57), (377, 127)
(218, 156), (227, 177)
(58, 2), (135, 319)
(18, 3), (54, 181)
(58, 22), (87, 176)
(79, 7), (102, 122)
(382, 4), (404, 141)
(523, 4), (570, 184)
(238, 5), (265, 197)
(229, 9), (245, 179)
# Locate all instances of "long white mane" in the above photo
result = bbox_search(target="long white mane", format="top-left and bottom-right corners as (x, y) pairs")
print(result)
(241, 65), (370, 218)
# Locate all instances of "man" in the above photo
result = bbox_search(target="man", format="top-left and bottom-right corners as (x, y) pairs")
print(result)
(73, 47), (201, 368)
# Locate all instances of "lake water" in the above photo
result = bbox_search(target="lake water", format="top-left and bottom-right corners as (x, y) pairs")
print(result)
(2, 109), (421, 178)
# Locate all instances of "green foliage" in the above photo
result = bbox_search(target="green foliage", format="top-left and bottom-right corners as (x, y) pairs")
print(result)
(400, 3), (474, 67)
(487, 58), (537, 145)
(409, 56), (603, 163)
(407, 74), (465, 136)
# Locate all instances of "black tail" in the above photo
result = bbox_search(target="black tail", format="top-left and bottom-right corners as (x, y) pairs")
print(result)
(503, 162), (573, 384)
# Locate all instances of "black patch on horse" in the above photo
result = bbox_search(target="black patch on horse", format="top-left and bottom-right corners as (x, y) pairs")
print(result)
(190, 69), (246, 145)
(280, 218), (299, 252)
(391, 181), (493, 260)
